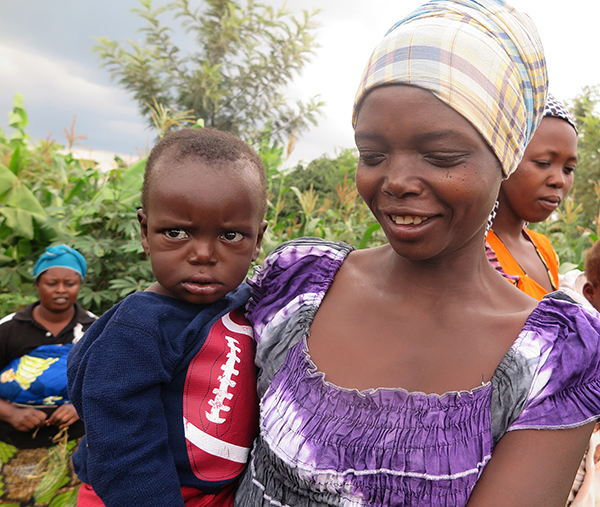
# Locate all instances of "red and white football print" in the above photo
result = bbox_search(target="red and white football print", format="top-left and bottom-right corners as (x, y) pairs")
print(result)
(183, 309), (259, 481)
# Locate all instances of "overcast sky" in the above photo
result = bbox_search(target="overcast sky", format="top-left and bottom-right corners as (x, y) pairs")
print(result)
(1, 0), (598, 169)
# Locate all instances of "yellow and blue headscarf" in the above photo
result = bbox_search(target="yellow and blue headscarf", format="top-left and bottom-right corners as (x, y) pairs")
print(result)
(353, 0), (548, 178)
(33, 244), (87, 280)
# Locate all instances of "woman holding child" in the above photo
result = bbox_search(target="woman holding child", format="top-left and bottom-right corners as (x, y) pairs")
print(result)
(235, 0), (600, 505)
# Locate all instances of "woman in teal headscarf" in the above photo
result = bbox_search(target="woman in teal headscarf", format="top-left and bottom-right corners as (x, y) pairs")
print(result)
(0, 245), (96, 505)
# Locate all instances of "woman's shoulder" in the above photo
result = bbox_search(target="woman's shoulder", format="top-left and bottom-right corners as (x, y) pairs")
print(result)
(259, 238), (355, 275)
(0, 302), (36, 327)
(246, 238), (354, 352)
(493, 293), (600, 438)
(524, 228), (554, 249)
(524, 228), (558, 265)
(517, 292), (600, 376)
(247, 239), (355, 318)
(73, 302), (98, 324)
(522, 291), (600, 348)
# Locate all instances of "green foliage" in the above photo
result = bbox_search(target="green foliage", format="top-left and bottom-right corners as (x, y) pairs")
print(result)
(7, 83), (600, 317)
(257, 133), (385, 262)
(94, 0), (324, 143)
(0, 95), (152, 316)
(280, 148), (359, 216)
(531, 87), (600, 272)
(570, 86), (600, 228)
(0, 95), (383, 317)
(533, 192), (596, 272)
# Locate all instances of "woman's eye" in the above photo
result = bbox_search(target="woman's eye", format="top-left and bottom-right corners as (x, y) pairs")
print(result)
(358, 152), (385, 166)
(424, 153), (468, 167)
(221, 231), (244, 243)
(564, 166), (576, 175)
(165, 229), (188, 240)
(534, 160), (551, 168)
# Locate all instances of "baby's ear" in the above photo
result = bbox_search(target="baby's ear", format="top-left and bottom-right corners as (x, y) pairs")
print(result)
(252, 220), (269, 262)
(582, 281), (595, 304)
(137, 209), (150, 255)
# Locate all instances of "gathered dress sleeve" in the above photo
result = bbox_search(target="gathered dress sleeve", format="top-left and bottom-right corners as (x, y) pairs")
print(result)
(501, 296), (600, 434)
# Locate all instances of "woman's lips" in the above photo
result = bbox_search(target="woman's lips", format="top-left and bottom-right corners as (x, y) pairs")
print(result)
(390, 215), (430, 225)
(538, 196), (560, 211)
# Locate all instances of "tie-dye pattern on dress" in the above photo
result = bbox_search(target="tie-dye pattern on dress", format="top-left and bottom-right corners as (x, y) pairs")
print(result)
(234, 238), (600, 507)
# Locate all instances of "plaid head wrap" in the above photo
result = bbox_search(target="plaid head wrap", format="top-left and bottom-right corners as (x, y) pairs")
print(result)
(544, 93), (577, 133)
(353, 0), (548, 178)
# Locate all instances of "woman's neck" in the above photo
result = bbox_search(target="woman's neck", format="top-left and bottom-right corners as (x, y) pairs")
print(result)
(491, 197), (527, 241)
(34, 303), (75, 332)
(379, 236), (502, 303)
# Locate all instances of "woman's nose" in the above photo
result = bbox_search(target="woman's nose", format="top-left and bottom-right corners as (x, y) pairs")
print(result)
(382, 158), (424, 197)
(547, 166), (566, 188)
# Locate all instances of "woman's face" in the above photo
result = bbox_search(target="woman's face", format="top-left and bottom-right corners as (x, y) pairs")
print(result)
(354, 85), (502, 261)
(498, 116), (577, 224)
(35, 267), (81, 313)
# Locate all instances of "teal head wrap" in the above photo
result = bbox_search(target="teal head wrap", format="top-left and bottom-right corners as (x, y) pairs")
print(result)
(33, 245), (87, 280)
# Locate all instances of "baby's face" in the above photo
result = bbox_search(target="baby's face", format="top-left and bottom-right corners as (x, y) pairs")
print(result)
(138, 157), (266, 305)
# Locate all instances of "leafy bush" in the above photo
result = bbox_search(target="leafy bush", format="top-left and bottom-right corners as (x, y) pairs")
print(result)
(0, 95), (152, 316)
(0, 96), (384, 317)
(4, 88), (600, 316)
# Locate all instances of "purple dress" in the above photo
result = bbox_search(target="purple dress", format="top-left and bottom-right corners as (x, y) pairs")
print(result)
(234, 238), (600, 507)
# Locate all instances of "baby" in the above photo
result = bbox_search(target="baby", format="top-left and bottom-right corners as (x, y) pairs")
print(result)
(67, 128), (267, 506)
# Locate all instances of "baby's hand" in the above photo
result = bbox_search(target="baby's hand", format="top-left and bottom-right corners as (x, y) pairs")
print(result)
(46, 404), (79, 429)
(9, 407), (47, 432)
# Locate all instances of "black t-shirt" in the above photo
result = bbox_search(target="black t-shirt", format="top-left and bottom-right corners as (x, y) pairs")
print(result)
(0, 302), (96, 447)
(0, 302), (96, 369)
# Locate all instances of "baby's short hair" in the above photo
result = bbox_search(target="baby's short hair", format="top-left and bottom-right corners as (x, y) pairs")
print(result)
(585, 240), (600, 286)
(142, 128), (267, 213)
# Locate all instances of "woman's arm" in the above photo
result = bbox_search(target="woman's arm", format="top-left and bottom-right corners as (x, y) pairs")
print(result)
(467, 423), (595, 506)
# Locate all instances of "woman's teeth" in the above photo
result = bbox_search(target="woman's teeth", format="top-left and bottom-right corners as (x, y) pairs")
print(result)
(390, 215), (429, 225)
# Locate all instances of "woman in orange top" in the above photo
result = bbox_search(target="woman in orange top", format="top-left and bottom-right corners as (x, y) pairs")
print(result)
(486, 94), (578, 301)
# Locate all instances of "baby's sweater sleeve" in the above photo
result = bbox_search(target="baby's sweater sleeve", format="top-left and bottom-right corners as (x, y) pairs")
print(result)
(68, 297), (186, 507)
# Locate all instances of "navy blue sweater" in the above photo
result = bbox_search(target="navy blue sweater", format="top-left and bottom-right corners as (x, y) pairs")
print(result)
(67, 286), (258, 506)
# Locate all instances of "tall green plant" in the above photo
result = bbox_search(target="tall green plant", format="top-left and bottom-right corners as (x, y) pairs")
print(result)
(255, 140), (385, 262)
(0, 95), (57, 311)
(94, 0), (323, 143)
(570, 86), (600, 229)
(533, 193), (595, 272)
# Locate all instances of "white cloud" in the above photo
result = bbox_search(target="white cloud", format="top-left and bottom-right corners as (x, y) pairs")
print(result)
(284, 0), (600, 164)
(0, 44), (138, 118)
(2, 0), (600, 164)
